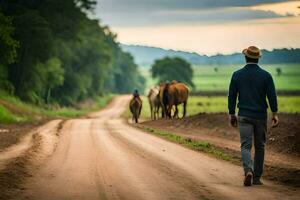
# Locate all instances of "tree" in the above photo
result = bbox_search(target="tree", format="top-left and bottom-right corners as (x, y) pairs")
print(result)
(8, 10), (54, 102)
(0, 12), (19, 65)
(42, 58), (64, 104)
(0, 12), (19, 92)
(0, 0), (145, 105)
(151, 57), (194, 87)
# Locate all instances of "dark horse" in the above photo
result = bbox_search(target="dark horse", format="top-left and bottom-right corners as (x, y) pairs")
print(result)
(129, 97), (142, 123)
(159, 81), (189, 118)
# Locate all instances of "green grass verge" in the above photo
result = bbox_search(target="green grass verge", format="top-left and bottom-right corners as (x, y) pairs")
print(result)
(0, 104), (26, 124)
(45, 95), (114, 118)
(0, 90), (114, 124)
(142, 126), (231, 161)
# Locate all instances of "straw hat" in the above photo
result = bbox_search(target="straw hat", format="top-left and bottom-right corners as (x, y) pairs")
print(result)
(242, 46), (262, 59)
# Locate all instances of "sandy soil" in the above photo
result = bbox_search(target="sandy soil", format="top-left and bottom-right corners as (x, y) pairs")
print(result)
(0, 121), (46, 151)
(0, 96), (299, 200)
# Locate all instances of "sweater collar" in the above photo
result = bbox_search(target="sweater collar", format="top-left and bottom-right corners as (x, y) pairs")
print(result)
(245, 63), (259, 68)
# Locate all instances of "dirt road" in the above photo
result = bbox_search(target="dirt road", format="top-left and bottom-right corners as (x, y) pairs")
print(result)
(3, 96), (299, 200)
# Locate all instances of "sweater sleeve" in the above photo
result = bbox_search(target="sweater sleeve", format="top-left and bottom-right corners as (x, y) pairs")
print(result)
(266, 74), (278, 112)
(228, 73), (238, 115)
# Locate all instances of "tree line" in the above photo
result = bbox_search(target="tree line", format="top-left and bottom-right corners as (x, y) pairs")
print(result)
(0, 0), (145, 105)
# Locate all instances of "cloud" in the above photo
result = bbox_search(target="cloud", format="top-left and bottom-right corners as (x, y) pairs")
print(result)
(94, 0), (300, 54)
(95, 0), (296, 27)
(97, 0), (294, 12)
(98, 7), (286, 27)
(113, 16), (300, 55)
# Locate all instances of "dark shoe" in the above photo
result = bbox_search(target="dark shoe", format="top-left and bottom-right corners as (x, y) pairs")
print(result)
(244, 171), (253, 186)
(253, 178), (263, 185)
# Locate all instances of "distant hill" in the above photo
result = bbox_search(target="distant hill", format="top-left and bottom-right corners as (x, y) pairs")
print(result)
(121, 44), (300, 66)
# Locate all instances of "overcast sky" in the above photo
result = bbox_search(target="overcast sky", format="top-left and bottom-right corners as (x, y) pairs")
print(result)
(95, 0), (300, 55)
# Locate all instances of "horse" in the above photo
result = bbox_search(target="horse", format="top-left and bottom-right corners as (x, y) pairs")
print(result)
(147, 86), (161, 120)
(160, 81), (189, 118)
(158, 82), (168, 118)
(158, 81), (178, 118)
(129, 96), (142, 123)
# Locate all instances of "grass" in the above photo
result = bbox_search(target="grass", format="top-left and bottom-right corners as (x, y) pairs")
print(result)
(193, 64), (300, 92)
(140, 64), (300, 92)
(0, 90), (114, 124)
(142, 126), (231, 161)
(0, 105), (26, 124)
(186, 96), (300, 115)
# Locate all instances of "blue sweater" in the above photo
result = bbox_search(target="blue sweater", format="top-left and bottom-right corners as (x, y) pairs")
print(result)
(228, 64), (278, 119)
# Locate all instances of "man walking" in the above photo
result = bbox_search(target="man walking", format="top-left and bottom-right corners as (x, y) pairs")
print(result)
(228, 46), (279, 186)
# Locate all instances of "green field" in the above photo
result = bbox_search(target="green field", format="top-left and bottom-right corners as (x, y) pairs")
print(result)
(193, 64), (300, 92)
(186, 96), (300, 115)
(140, 64), (300, 92)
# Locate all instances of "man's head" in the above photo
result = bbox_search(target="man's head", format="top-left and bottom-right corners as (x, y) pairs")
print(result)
(245, 56), (259, 64)
(242, 46), (262, 64)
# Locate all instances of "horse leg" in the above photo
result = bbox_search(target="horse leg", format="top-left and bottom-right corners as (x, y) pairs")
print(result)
(173, 105), (179, 118)
(167, 105), (172, 118)
(134, 109), (138, 123)
(183, 101), (187, 118)
(155, 105), (160, 120)
(150, 104), (153, 119)
(161, 105), (167, 118)
(139, 105), (142, 117)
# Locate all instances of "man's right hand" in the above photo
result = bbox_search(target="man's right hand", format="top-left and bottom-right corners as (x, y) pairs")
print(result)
(271, 113), (279, 128)
(230, 115), (238, 127)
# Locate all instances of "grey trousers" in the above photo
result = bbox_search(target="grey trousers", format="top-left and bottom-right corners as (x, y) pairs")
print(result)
(238, 116), (267, 178)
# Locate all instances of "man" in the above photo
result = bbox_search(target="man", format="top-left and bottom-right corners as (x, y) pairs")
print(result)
(130, 89), (142, 122)
(228, 46), (279, 187)
(133, 89), (140, 99)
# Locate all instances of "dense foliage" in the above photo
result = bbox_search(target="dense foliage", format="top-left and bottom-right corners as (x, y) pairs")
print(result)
(0, 0), (144, 105)
(151, 57), (194, 87)
(0, 12), (19, 91)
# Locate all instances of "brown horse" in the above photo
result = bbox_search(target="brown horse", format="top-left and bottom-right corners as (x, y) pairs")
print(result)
(160, 81), (189, 118)
(129, 97), (142, 123)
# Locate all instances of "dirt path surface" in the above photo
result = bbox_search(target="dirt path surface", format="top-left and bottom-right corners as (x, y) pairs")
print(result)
(1, 96), (299, 200)
(141, 114), (300, 186)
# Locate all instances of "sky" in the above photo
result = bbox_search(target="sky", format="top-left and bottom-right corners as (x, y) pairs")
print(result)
(95, 0), (300, 55)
